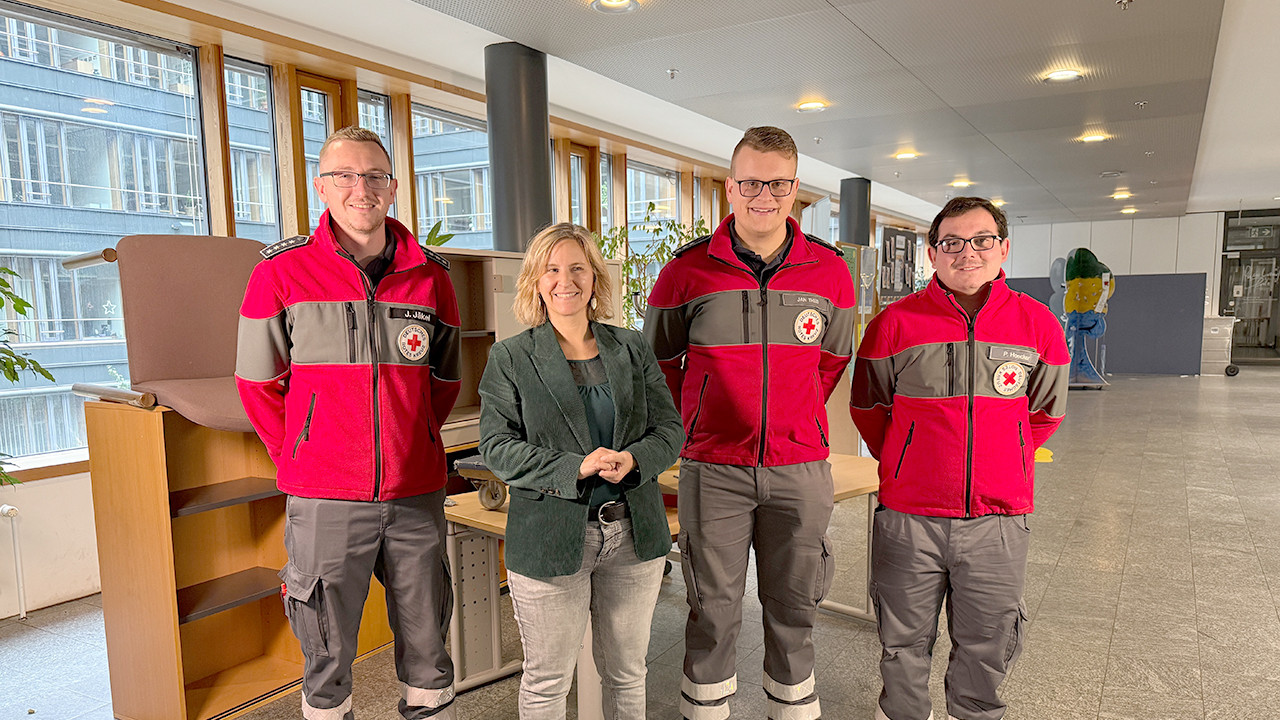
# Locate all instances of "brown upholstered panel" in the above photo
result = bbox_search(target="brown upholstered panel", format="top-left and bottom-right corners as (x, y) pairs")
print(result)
(116, 235), (263, 384)
(115, 235), (264, 431)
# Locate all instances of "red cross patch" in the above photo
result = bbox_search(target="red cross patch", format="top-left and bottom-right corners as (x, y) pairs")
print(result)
(398, 324), (429, 361)
(993, 361), (1027, 396)
(794, 309), (823, 344)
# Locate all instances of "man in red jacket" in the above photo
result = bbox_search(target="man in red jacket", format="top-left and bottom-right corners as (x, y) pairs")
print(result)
(236, 127), (461, 720)
(851, 197), (1069, 720)
(646, 126), (856, 720)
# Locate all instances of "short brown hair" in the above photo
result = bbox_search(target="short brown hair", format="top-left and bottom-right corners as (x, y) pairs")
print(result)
(319, 126), (391, 166)
(512, 223), (614, 327)
(730, 126), (798, 176)
(928, 196), (1009, 247)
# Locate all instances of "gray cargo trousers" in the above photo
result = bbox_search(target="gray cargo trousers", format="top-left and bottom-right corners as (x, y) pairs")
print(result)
(871, 506), (1030, 720)
(677, 460), (835, 720)
(281, 491), (456, 720)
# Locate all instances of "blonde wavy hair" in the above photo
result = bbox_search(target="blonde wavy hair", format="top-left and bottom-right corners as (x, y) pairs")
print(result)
(513, 223), (614, 327)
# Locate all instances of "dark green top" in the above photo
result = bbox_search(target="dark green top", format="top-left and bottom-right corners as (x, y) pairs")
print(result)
(568, 356), (627, 508)
(477, 322), (684, 578)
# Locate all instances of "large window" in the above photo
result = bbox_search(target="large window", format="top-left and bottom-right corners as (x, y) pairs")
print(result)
(357, 89), (395, 219)
(0, 3), (206, 458)
(224, 58), (279, 244)
(411, 103), (492, 248)
(626, 159), (679, 256)
(298, 82), (333, 232)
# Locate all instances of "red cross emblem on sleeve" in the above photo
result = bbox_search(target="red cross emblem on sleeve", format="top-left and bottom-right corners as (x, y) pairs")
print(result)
(398, 324), (429, 361)
(993, 361), (1027, 396)
(794, 309), (823, 343)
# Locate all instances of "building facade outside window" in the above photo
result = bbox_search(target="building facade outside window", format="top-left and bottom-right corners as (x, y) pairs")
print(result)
(411, 103), (492, 249)
(625, 158), (679, 259)
(224, 57), (279, 244)
(356, 89), (395, 219)
(0, 2), (207, 458)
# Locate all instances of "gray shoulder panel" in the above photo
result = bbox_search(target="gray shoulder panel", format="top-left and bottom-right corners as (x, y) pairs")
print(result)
(261, 235), (310, 259)
(804, 233), (844, 257)
(672, 234), (713, 257)
(419, 245), (451, 270)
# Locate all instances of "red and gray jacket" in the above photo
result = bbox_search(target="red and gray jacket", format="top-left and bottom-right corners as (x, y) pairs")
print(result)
(644, 215), (856, 467)
(850, 272), (1068, 517)
(235, 211), (461, 501)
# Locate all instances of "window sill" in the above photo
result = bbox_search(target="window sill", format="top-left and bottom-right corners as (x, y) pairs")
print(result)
(4, 449), (91, 483)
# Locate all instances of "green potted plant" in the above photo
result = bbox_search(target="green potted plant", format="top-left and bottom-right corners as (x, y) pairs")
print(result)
(1, 267), (54, 485)
(595, 203), (710, 329)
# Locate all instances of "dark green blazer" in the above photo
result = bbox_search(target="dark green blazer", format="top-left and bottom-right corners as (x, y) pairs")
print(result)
(477, 321), (683, 577)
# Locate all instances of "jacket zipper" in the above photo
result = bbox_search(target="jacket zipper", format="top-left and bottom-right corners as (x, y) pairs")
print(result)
(757, 285), (770, 466)
(292, 392), (317, 459)
(1019, 421), (1029, 484)
(742, 291), (750, 342)
(812, 372), (828, 447)
(965, 313), (977, 517)
(684, 374), (710, 447)
(946, 343), (955, 396)
(894, 420), (914, 478)
(345, 302), (357, 363)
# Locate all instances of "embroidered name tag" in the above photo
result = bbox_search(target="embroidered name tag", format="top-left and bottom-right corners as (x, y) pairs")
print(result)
(390, 307), (435, 324)
(988, 345), (1039, 366)
(780, 293), (828, 308)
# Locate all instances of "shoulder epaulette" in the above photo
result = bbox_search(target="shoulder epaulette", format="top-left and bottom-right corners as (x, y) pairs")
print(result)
(672, 234), (713, 257)
(260, 235), (310, 259)
(419, 245), (450, 270)
(804, 233), (844, 257)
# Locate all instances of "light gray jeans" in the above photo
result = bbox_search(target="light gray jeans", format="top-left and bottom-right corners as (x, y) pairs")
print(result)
(506, 517), (665, 720)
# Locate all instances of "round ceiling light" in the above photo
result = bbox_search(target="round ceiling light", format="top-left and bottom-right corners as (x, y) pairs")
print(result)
(950, 180), (973, 188)
(1120, 207), (1138, 214)
(796, 101), (827, 113)
(1043, 68), (1084, 83)
(590, 0), (637, 13)
(894, 151), (918, 160)
(1112, 191), (1133, 200)
(1079, 133), (1109, 143)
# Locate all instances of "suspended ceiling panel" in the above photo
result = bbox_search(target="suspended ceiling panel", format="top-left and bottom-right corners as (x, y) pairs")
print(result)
(410, 0), (1227, 224)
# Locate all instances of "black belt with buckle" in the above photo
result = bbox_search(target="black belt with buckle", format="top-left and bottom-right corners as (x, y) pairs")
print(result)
(591, 500), (630, 525)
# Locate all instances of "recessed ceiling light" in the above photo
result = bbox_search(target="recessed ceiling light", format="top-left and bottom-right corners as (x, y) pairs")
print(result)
(1100, 170), (1124, 178)
(590, 0), (637, 13)
(1121, 207), (1138, 214)
(1043, 68), (1084, 83)
(1079, 133), (1109, 143)
(993, 199), (1006, 207)
(796, 101), (827, 113)
(1112, 191), (1133, 200)
(80, 107), (108, 114)
(1274, 196), (1280, 201)
(894, 151), (918, 160)
(950, 180), (973, 188)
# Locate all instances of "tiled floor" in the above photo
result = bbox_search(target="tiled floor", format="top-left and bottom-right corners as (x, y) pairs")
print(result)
(5, 367), (1280, 719)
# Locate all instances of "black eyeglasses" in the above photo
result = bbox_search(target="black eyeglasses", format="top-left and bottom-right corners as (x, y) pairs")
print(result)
(319, 171), (393, 189)
(732, 178), (796, 198)
(935, 235), (1003, 253)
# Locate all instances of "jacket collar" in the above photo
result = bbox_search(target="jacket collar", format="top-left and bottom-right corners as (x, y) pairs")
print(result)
(313, 210), (427, 273)
(530, 321), (593, 453)
(706, 214), (816, 272)
(925, 269), (1012, 317)
(529, 322), (637, 454)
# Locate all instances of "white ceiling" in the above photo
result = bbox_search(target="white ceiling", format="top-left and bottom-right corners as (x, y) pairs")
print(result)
(190, 0), (1279, 226)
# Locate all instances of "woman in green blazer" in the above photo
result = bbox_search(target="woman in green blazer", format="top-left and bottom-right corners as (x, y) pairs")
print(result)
(478, 223), (682, 720)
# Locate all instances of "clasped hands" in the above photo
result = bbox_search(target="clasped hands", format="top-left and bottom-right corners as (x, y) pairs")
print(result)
(578, 447), (635, 484)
